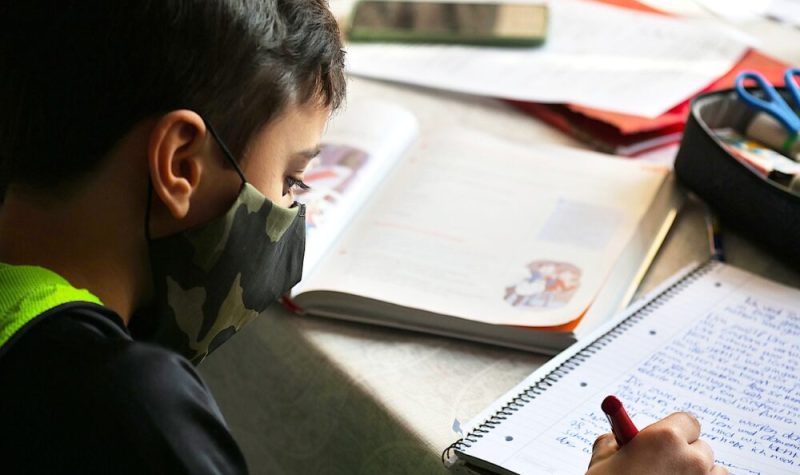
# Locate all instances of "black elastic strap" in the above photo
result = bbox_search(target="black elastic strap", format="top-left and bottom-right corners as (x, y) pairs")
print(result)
(203, 119), (247, 183)
(145, 180), (154, 242)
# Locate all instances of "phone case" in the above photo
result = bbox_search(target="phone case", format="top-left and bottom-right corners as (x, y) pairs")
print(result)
(346, 1), (548, 47)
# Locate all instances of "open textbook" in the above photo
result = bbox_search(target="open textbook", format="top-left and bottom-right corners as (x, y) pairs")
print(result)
(288, 99), (682, 353)
(445, 261), (800, 475)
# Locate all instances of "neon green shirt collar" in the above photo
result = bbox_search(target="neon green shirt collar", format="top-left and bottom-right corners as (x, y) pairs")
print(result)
(0, 263), (103, 349)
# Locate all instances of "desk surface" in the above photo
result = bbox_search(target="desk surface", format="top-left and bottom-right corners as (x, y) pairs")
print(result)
(199, 14), (800, 475)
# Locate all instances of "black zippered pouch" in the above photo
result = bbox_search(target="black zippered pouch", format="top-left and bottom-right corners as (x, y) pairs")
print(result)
(674, 88), (800, 268)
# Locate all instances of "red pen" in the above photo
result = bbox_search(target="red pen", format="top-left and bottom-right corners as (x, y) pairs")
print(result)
(601, 395), (639, 446)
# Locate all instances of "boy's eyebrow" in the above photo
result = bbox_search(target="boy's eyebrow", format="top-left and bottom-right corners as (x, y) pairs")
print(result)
(293, 146), (322, 159)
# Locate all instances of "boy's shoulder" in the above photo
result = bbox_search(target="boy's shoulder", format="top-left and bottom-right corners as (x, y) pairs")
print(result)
(0, 304), (247, 474)
(0, 302), (197, 390)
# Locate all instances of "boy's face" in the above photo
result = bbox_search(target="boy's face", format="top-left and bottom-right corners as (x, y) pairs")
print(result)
(241, 101), (330, 207)
(148, 100), (331, 240)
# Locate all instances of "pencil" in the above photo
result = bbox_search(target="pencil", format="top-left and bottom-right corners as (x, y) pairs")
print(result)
(705, 210), (725, 262)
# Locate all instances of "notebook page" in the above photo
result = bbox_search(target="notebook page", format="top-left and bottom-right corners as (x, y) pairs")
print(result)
(461, 263), (800, 474)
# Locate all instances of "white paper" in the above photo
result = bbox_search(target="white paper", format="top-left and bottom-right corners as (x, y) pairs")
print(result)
(766, 0), (800, 26)
(344, 0), (750, 118)
(643, 0), (769, 23)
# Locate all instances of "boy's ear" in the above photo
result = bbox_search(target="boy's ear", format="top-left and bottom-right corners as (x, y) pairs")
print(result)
(147, 110), (208, 219)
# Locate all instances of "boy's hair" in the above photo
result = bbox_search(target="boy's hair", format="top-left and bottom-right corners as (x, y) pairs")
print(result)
(0, 0), (346, 191)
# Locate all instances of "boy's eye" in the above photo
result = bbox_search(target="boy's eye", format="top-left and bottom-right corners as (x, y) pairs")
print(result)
(284, 176), (310, 195)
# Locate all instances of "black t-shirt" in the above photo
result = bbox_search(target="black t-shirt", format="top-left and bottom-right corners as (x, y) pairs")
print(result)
(0, 302), (248, 474)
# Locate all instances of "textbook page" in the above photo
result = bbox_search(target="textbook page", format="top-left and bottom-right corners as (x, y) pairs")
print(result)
(460, 263), (800, 475)
(298, 128), (667, 327)
(295, 99), (418, 274)
(344, 0), (749, 118)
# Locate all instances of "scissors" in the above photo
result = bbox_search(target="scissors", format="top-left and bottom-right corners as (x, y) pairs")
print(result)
(735, 68), (800, 136)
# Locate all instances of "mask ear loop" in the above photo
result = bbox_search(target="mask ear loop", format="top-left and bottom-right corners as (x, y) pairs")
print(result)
(203, 118), (247, 184)
(145, 180), (154, 242)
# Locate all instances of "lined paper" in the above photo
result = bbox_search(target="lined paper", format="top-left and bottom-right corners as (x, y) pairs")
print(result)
(459, 263), (800, 474)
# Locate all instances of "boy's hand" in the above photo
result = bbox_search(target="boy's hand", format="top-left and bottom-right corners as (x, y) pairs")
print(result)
(585, 412), (728, 475)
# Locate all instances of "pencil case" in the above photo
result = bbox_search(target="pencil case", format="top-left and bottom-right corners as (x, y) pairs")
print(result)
(674, 87), (800, 269)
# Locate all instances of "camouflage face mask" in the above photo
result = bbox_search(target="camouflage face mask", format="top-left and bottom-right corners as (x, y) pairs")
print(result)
(139, 120), (306, 364)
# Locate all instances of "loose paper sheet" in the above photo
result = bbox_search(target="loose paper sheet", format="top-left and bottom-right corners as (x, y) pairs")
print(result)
(345, 0), (750, 117)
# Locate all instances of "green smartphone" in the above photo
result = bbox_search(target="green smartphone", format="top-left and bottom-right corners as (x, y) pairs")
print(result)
(347, 1), (548, 47)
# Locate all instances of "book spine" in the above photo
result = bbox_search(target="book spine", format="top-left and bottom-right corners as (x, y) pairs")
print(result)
(507, 101), (620, 156)
(506, 100), (684, 157)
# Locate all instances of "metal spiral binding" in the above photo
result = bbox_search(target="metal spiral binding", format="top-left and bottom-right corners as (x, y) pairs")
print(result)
(441, 260), (718, 466)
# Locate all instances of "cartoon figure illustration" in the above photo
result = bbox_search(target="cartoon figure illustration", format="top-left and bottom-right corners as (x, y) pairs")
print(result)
(295, 143), (369, 232)
(504, 260), (581, 309)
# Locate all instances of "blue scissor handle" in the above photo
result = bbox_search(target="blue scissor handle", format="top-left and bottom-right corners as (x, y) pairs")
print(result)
(784, 67), (800, 110)
(735, 70), (800, 134)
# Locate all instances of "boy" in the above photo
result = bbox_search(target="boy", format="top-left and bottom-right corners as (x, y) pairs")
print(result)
(0, 1), (724, 473)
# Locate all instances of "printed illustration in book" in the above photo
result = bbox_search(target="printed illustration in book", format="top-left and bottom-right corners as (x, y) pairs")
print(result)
(296, 143), (370, 240)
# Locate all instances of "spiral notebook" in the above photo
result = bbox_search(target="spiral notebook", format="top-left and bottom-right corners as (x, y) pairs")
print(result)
(445, 261), (800, 475)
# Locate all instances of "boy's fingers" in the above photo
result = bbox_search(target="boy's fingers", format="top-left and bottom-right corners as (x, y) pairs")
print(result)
(590, 432), (618, 459)
(657, 412), (702, 444)
(689, 439), (716, 471)
(710, 464), (729, 475)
